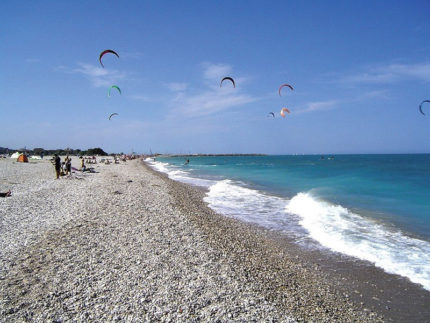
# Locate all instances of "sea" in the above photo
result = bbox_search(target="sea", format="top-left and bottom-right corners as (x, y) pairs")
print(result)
(146, 154), (430, 291)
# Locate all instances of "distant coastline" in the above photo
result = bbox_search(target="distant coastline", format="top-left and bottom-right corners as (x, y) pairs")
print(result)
(157, 154), (267, 157)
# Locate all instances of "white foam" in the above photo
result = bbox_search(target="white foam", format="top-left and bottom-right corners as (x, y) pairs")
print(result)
(147, 161), (301, 233)
(146, 159), (215, 188)
(286, 192), (430, 291)
(204, 180), (305, 238)
(146, 158), (430, 291)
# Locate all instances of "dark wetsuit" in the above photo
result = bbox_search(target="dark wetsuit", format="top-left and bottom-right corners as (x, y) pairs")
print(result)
(55, 156), (61, 172)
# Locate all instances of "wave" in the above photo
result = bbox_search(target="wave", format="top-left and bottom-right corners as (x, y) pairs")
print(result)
(146, 158), (430, 291)
(286, 192), (430, 291)
(203, 180), (304, 234)
(146, 159), (215, 188)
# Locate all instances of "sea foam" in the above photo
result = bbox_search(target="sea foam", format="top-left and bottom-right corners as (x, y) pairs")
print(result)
(286, 192), (430, 291)
(147, 158), (430, 291)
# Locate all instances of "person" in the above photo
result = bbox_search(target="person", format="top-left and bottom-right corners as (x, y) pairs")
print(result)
(65, 156), (72, 175)
(53, 154), (61, 179)
(80, 156), (86, 171)
(0, 190), (11, 197)
(184, 159), (190, 165)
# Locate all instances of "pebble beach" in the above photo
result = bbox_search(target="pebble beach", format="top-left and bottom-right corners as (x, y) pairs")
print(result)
(1, 157), (429, 322)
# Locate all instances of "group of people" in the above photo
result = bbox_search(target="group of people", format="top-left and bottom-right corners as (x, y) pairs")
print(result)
(52, 154), (95, 178)
(52, 154), (75, 179)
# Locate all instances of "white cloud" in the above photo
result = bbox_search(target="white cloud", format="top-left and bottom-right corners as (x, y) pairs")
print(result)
(57, 63), (126, 88)
(169, 63), (258, 118)
(202, 62), (232, 81)
(344, 62), (430, 84)
(173, 90), (257, 117)
(73, 63), (126, 87)
(296, 100), (339, 114)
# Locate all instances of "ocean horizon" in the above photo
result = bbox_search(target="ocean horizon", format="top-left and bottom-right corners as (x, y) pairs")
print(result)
(147, 154), (430, 292)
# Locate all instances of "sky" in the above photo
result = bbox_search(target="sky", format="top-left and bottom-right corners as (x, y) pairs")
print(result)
(1, 1), (430, 154)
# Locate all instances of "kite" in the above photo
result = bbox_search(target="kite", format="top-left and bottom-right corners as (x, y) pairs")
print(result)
(99, 49), (119, 68)
(278, 84), (294, 96)
(220, 77), (235, 88)
(280, 107), (290, 117)
(109, 113), (119, 120)
(108, 85), (121, 97)
(419, 100), (430, 115)
(268, 112), (275, 118)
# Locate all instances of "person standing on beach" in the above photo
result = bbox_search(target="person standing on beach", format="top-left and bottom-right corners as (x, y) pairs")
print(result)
(80, 156), (85, 171)
(53, 154), (61, 179)
(65, 155), (72, 175)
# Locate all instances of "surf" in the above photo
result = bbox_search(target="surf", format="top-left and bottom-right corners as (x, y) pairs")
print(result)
(286, 192), (430, 291)
(147, 155), (430, 291)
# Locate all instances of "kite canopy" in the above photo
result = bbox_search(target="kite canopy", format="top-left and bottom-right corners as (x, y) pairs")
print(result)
(268, 112), (275, 118)
(109, 113), (119, 120)
(419, 100), (430, 115)
(99, 49), (119, 67)
(108, 85), (121, 97)
(278, 84), (294, 96)
(280, 107), (290, 117)
(220, 77), (235, 88)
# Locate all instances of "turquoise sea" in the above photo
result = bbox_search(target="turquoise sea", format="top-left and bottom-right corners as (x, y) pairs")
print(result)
(147, 154), (430, 291)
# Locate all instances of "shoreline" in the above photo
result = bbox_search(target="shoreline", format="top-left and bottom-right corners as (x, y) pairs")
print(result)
(0, 158), (428, 321)
(144, 160), (430, 321)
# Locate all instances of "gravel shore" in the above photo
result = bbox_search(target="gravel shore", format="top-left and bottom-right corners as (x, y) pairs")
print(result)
(0, 157), (425, 321)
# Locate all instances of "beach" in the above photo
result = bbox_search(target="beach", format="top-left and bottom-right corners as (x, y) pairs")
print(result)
(1, 157), (429, 322)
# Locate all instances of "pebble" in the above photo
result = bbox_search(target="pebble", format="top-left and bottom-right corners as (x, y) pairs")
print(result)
(0, 158), (383, 322)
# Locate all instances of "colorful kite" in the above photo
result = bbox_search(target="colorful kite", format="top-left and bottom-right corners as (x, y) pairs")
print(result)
(278, 84), (293, 96)
(108, 85), (121, 97)
(280, 107), (290, 117)
(99, 49), (119, 68)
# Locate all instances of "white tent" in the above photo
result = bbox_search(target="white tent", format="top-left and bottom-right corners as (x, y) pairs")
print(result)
(10, 152), (21, 159)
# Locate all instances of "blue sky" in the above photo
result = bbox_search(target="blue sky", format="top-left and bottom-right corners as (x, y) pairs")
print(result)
(1, 1), (430, 154)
